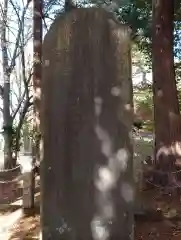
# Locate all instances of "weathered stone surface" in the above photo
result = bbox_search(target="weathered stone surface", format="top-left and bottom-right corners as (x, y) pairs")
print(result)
(41, 7), (133, 240)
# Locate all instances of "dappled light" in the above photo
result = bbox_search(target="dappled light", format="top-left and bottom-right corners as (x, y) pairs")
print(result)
(124, 103), (132, 111)
(94, 124), (129, 175)
(93, 117), (132, 239)
(173, 142), (181, 158)
(110, 86), (121, 96)
(34, 87), (41, 101)
(156, 90), (163, 97)
(156, 146), (172, 159)
(35, 115), (40, 127)
(95, 125), (112, 157)
(44, 59), (50, 66)
(121, 183), (134, 203)
(0, 208), (23, 239)
(91, 215), (110, 240)
(116, 148), (129, 167)
(94, 96), (103, 117)
(95, 166), (116, 191)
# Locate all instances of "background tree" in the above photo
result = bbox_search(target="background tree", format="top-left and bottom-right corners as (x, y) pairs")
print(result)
(0, 0), (33, 169)
(152, 0), (181, 172)
(0, 0), (60, 170)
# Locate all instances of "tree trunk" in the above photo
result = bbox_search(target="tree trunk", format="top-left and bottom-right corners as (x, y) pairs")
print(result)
(26, 0), (42, 209)
(33, 0), (42, 161)
(1, 0), (13, 169)
(152, 0), (181, 183)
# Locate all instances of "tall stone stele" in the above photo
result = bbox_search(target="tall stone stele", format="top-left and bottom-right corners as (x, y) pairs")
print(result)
(41, 7), (134, 240)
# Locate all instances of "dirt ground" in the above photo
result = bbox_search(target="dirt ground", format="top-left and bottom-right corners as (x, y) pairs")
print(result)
(9, 211), (40, 239)
(5, 189), (181, 239)
(135, 189), (181, 240)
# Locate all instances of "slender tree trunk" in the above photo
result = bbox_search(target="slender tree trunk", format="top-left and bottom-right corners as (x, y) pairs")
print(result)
(1, 0), (13, 169)
(31, 0), (42, 207)
(152, 0), (181, 181)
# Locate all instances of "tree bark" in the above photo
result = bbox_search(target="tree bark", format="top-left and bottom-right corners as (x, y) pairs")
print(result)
(33, 0), (42, 161)
(1, 0), (13, 169)
(27, 0), (42, 209)
(152, 0), (181, 179)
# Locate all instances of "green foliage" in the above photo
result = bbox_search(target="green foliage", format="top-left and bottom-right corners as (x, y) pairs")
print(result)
(116, 0), (152, 62)
(116, 0), (181, 62)
(174, 21), (181, 59)
(132, 44), (150, 72)
(137, 94), (152, 110)
(44, 0), (181, 63)
(143, 120), (154, 132)
(134, 89), (153, 132)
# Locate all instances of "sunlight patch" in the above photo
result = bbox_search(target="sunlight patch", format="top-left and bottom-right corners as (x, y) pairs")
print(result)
(111, 86), (121, 96)
(94, 96), (103, 117)
(173, 141), (181, 156)
(121, 183), (134, 202)
(34, 87), (41, 100)
(101, 141), (112, 158)
(95, 167), (116, 191)
(116, 148), (128, 171)
(44, 59), (50, 66)
(103, 203), (114, 219)
(124, 104), (132, 111)
(95, 125), (109, 142)
(157, 89), (163, 97)
(91, 216), (109, 240)
(94, 125), (112, 157)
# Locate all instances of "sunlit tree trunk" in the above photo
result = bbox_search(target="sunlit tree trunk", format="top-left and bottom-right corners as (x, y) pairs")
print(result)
(29, 0), (42, 208)
(152, 0), (181, 181)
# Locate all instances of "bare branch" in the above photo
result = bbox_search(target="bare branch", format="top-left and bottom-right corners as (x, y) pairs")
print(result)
(11, 70), (32, 120)
(11, 90), (25, 120)
(14, 96), (33, 154)
(8, 0), (31, 73)
(43, 16), (48, 32)
(11, 41), (33, 121)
